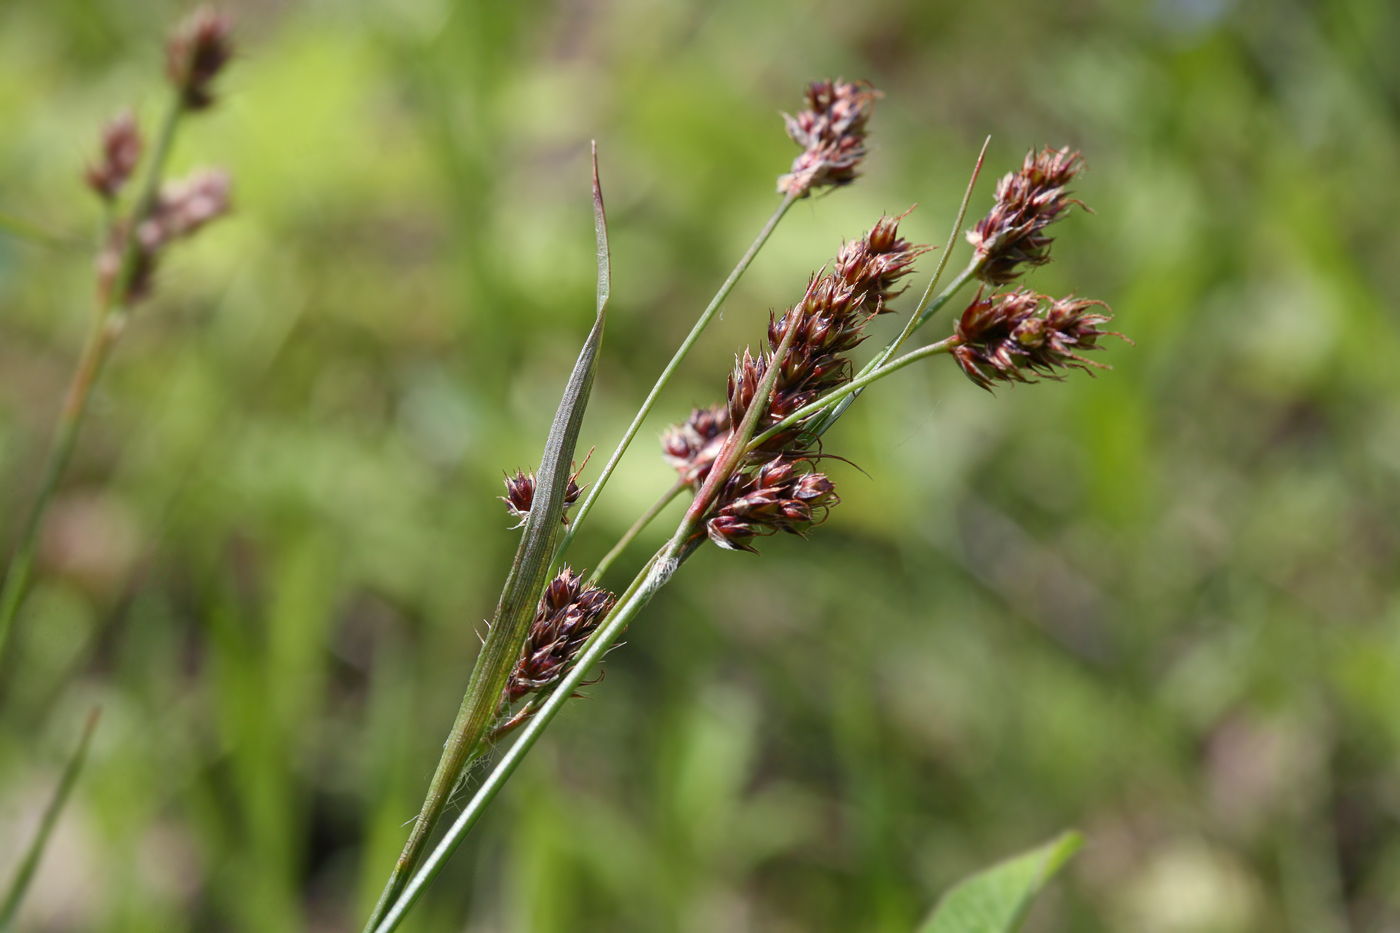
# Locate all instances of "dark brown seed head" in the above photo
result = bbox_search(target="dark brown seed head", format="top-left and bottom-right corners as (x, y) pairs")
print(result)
(138, 168), (232, 251)
(777, 79), (880, 198)
(85, 111), (143, 201)
(704, 457), (839, 552)
(96, 168), (231, 305)
(661, 404), (732, 486)
(724, 213), (927, 455)
(967, 146), (1086, 286)
(951, 288), (1125, 390)
(505, 567), (616, 703)
(705, 458), (839, 551)
(500, 461), (586, 527)
(167, 7), (233, 111)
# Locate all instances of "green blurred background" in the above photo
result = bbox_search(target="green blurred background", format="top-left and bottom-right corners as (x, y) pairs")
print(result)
(2, 0), (1398, 930)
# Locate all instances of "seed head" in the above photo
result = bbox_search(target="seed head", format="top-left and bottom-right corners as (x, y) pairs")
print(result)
(500, 460), (587, 528)
(139, 168), (232, 250)
(85, 111), (143, 201)
(777, 79), (879, 198)
(97, 168), (231, 304)
(504, 568), (616, 703)
(951, 288), (1126, 390)
(661, 404), (731, 486)
(167, 7), (233, 111)
(967, 146), (1086, 285)
(705, 457), (839, 552)
(727, 213), (927, 454)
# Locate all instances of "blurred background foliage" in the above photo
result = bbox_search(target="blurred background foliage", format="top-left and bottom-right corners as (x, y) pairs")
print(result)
(1, 0), (1398, 930)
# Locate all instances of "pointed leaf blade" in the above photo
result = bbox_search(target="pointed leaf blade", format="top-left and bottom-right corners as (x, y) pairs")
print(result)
(916, 832), (1082, 933)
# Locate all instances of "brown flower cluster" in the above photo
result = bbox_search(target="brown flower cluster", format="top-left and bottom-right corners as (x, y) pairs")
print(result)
(705, 459), (838, 552)
(777, 80), (879, 198)
(731, 213), (926, 456)
(665, 214), (926, 551)
(951, 288), (1125, 390)
(503, 568), (615, 705)
(167, 7), (233, 111)
(89, 9), (234, 305)
(661, 404), (730, 486)
(85, 112), (143, 202)
(99, 169), (232, 303)
(967, 146), (1085, 286)
(500, 460), (587, 528)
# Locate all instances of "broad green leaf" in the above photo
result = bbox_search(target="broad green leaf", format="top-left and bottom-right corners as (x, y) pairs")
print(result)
(917, 832), (1083, 933)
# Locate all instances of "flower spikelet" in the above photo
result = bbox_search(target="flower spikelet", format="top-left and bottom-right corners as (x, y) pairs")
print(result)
(85, 112), (143, 201)
(726, 213), (927, 454)
(951, 288), (1125, 390)
(504, 568), (616, 703)
(777, 79), (879, 198)
(661, 404), (731, 486)
(97, 168), (231, 303)
(967, 146), (1086, 285)
(705, 458), (838, 552)
(500, 460), (587, 528)
(167, 7), (233, 111)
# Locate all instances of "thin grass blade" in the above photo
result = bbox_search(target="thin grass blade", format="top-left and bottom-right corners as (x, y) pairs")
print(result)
(0, 708), (101, 931)
(363, 146), (611, 932)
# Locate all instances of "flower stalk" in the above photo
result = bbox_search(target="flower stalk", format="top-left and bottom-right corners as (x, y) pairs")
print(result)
(0, 9), (233, 674)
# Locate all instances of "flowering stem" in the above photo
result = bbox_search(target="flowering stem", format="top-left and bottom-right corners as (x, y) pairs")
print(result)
(588, 477), (686, 585)
(371, 264), (807, 932)
(749, 336), (956, 452)
(884, 137), (988, 360)
(548, 191), (798, 575)
(685, 315), (803, 524)
(806, 144), (986, 440)
(375, 500), (708, 933)
(0, 94), (184, 675)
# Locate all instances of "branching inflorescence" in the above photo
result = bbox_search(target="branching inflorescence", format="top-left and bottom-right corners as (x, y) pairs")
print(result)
(0, 6), (235, 672)
(367, 77), (1130, 933)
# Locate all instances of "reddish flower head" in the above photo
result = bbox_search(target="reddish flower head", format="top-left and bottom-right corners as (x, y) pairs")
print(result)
(967, 146), (1086, 285)
(777, 80), (880, 198)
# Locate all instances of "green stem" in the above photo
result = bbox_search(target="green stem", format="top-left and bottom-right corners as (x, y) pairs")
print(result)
(372, 530), (692, 933)
(0, 707), (101, 930)
(548, 192), (797, 576)
(750, 337), (956, 452)
(0, 95), (184, 674)
(810, 140), (989, 438)
(588, 477), (686, 585)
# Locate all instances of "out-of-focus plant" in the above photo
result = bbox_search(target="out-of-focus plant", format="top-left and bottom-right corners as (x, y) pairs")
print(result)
(365, 80), (1126, 933)
(0, 7), (235, 675)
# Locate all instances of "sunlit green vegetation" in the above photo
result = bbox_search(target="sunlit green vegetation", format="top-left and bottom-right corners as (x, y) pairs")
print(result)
(2, 1), (1398, 930)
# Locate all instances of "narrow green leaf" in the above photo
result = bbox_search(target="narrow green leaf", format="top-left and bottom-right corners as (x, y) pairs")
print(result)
(593, 140), (610, 316)
(363, 146), (611, 933)
(0, 708), (101, 931)
(917, 831), (1082, 933)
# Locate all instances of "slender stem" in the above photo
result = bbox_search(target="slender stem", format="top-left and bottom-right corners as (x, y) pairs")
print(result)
(373, 528), (694, 933)
(0, 95), (184, 673)
(548, 192), (797, 576)
(685, 301), (805, 524)
(884, 136), (989, 361)
(750, 337), (956, 452)
(588, 478), (686, 585)
(0, 707), (101, 930)
(810, 141), (989, 439)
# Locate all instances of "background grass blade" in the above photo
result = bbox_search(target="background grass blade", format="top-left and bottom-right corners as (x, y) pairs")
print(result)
(0, 708), (101, 931)
(916, 832), (1082, 933)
